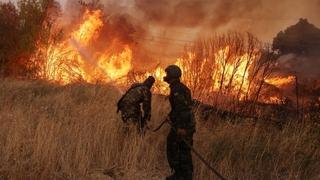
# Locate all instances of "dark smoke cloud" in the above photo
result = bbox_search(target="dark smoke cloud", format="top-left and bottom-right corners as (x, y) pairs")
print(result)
(135, 0), (209, 27)
(133, 0), (320, 41)
(272, 19), (320, 81)
(135, 0), (262, 28)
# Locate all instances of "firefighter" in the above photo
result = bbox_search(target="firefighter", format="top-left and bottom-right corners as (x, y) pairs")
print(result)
(164, 65), (196, 180)
(117, 76), (155, 134)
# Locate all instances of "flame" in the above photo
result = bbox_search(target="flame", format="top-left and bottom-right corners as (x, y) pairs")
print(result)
(265, 76), (295, 88)
(72, 10), (103, 45)
(212, 46), (252, 93)
(265, 96), (285, 104)
(98, 47), (132, 80)
(144, 66), (169, 94)
(174, 46), (254, 98)
(44, 9), (132, 84)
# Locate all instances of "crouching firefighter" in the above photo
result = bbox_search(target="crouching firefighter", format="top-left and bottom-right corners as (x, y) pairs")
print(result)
(164, 65), (196, 180)
(117, 76), (155, 134)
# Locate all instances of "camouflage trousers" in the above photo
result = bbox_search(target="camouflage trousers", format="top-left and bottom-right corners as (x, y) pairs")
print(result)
(120, 112), (146, 134)
(166, 129), (194, 180)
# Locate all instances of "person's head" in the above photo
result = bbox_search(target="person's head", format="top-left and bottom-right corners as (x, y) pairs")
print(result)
(143, 76), (155, 89)
(163, 65), (182, 84)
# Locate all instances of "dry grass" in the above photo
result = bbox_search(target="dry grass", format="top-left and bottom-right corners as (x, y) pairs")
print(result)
(0, 79), (319, 180)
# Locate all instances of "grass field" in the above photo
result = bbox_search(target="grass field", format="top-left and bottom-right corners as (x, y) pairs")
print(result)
(0, 79), (319, 180)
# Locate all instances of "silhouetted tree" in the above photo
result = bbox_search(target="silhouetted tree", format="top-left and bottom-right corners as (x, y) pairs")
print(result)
(0, 2), (19, 76)
(273, 18), (320, 56)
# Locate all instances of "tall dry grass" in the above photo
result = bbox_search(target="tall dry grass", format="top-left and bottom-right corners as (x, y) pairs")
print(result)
(0, 79), (319, 180)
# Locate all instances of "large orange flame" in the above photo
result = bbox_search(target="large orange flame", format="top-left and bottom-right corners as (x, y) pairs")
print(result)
(212, 46), (252, 93)
(44, 9), (132, 84)
(172, 46), (255, 98)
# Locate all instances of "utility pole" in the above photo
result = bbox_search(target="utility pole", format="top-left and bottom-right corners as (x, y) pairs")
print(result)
(295, 74), (300, 121)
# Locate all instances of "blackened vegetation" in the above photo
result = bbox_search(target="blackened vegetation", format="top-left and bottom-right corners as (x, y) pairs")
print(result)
(193, 98), (320, 129)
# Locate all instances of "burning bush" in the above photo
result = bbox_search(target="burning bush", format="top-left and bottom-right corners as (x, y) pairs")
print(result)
(43, 9), (134, 84)
(174, 33), (278, 105)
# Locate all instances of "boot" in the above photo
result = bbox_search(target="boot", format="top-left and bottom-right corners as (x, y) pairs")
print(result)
(166, 174), (175, 180)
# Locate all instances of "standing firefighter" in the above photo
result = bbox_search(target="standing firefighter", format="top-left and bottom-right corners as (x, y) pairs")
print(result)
(164, 65), (196, 180)
(117, 76), (155, 134)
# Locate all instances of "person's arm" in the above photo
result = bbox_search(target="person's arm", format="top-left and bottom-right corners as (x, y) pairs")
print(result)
(142, 89), (152, 122)
(116, 95), (124, 113)
(172, 88), (194, 136)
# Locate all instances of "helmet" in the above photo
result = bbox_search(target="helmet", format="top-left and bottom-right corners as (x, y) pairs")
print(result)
(143, 76), (155, 88)
(164, 65), (182, 80)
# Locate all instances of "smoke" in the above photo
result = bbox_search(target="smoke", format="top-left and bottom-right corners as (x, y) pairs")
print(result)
(134, 0), (261, 28)
(276, 54), (320, 80)
(57, 0), (320, 70)
(126, 0), (320, 66)
(133, 0), (320, 41)
(272, 19), (320, 82)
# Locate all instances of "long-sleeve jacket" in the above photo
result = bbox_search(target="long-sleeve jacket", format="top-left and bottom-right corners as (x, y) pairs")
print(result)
(168, 80), (195, 132)
(117, 83), (152, 121)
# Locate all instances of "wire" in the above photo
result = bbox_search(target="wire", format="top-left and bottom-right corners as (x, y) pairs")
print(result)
(132, 35), (194, 44)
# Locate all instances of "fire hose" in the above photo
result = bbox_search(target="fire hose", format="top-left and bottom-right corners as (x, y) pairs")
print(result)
(151, 118), (228, 180)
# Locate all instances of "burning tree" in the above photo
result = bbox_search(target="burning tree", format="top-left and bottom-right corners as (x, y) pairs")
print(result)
(0, 0), (61, 78)
(171, 33), (278, 106)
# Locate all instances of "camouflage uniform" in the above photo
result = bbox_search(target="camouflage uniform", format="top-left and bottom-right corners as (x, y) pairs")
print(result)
(117, 83), (152, 132)
(167, 79), (196, 180)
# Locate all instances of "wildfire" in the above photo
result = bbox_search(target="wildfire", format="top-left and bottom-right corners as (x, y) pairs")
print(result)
(173, 46), (256, 99)
(37, 9), (286, 105)
(39, 8), (267, 104)
(265, 76), (295, 88)
(212, 46), (252, 93)
(44, 9), (132, 84)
